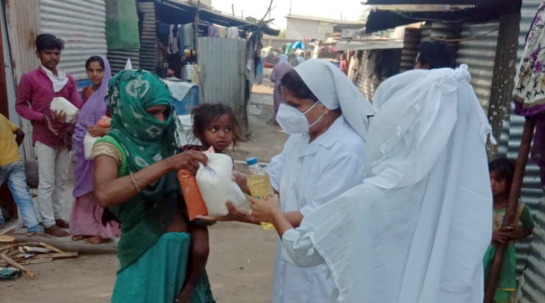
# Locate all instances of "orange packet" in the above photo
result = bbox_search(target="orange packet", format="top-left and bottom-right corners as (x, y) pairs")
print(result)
(178, 169), (208, 221)
(177, 146), (214, 220)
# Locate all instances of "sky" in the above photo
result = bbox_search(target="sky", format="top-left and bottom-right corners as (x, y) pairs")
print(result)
(211, 0), (366, 30)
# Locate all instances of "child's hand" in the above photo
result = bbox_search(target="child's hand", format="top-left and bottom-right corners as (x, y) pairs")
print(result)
(492, 230), (511, 243)
(249, 194), (281, 223)
(176, 285), (194, 303)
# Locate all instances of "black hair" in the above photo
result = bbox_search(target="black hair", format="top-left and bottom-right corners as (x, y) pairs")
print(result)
(489, 157), (515, 188)
(280, 70), (319, 102)
(416, 41), (455, 69)
(191, 103), (243, 147)
(35, 33), (64, 52)
(85, 56), (105, 70)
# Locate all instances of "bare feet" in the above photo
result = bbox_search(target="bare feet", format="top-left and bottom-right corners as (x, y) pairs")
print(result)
(44, 225), (70, 237)
(72, 235), (90, 241)
(27, 232), (40, 237)
(86, 236), (108, 244)
(55, 219), (70, 229)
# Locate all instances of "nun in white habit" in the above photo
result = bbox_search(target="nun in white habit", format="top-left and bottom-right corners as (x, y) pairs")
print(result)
(250, 65), (493, 303)
(199, 59), (375, 303)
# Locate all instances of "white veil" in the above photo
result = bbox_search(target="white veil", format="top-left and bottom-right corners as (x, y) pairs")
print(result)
(294, 65), (493, 303)
(294, 59), (375, 141)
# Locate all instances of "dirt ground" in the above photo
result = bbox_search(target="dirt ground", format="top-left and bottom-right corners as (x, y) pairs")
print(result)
(0, 93), (288, 303)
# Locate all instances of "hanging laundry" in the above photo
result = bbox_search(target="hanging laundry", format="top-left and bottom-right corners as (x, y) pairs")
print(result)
(157, 22), (171, 45)
(184, 23), (195, 50)
(105, 0), (140, 49)
(168, 25), (180, 55)
(208, 25), (219, 37)
(178, 25), (185, 56)
(227, 27), (239, 39)
(218, 26), (227, 38)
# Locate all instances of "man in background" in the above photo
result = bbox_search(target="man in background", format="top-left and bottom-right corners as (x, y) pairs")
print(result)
(16, 33), (81, 237)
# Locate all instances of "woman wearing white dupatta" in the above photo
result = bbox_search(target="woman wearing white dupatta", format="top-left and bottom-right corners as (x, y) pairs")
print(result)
(250, 65), (493, 303)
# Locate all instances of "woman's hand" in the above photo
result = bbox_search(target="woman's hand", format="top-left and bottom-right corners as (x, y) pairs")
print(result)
(167, 150), (208, 174)
(87, 126), (109, 137)
(52, 110), (67, 123)
(249, 195), (281, 223)
(196, 201), (257, 224)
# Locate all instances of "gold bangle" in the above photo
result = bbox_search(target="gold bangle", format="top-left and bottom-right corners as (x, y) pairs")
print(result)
(129, 173), (141, 193)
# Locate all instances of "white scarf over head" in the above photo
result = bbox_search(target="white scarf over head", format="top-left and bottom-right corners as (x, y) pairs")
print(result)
(296, 65), (493, 303)
(294, 59), (375, 141)
(41, 65), (68, 93)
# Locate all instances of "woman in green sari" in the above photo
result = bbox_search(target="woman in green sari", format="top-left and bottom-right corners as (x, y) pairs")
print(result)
(92, 70), (215, 303)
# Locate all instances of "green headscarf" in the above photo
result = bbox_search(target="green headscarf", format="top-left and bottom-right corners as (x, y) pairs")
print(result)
(108, 69), (178, 195)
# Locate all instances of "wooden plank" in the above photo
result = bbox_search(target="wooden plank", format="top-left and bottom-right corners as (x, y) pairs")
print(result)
(0, 221), (23, 235)
(40, 242), (64, 253)
(34, 252), (78, 259)
(22, 246), (51, 253)
(0, 253), (35, 277)
(20, 258), (53, 265)
(0, 235), (16, 243)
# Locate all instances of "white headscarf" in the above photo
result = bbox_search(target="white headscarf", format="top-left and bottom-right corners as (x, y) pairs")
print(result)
(295, 65), (493, 303)
(294, 59), (375, 140)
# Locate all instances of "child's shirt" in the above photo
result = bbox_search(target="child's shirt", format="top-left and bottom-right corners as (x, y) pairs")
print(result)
(0, 114), (22, 167)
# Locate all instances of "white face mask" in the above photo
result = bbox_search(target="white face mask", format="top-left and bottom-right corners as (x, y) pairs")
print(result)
(276, 101), (324, 134)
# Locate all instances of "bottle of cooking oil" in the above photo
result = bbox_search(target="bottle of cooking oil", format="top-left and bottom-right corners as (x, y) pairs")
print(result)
(246, 157), (275, 230)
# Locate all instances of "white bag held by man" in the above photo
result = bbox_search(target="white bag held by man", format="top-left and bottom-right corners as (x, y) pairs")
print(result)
(49, 97), (79, 123)
(84, 132), (100, 160)
(196, 152), (246, 216)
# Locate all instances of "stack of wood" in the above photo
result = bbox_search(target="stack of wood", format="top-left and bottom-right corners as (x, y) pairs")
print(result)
(0, 235), (78, 277)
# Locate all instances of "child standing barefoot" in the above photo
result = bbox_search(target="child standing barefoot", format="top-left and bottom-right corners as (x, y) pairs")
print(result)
(176, 103), (243, 302)
(484, 158), (535, 303)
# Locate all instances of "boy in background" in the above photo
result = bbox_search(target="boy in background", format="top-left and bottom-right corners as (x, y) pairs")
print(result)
(0, 113), (41, 235)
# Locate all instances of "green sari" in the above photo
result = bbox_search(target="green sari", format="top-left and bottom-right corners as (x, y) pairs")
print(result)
(98, 70), (215, 303)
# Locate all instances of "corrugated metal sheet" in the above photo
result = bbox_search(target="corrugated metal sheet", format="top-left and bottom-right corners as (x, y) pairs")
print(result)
(139, 1), (156, 72)
(197, 37), (246, 126)
(512, 1), (545, 302)
(107, 49), (141, 74)
(40, 0), (107, 80)
(5, 0), (41, 160)
(455, 22), (499, 110)
(400, 28), (421, 72)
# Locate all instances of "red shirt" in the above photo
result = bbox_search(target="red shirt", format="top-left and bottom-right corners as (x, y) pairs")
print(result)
(15, 68), (81, 148)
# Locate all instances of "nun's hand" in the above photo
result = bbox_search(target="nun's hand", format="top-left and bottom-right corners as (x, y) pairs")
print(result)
(249, 195), (280, 223)
(196, 201), (257, 224)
